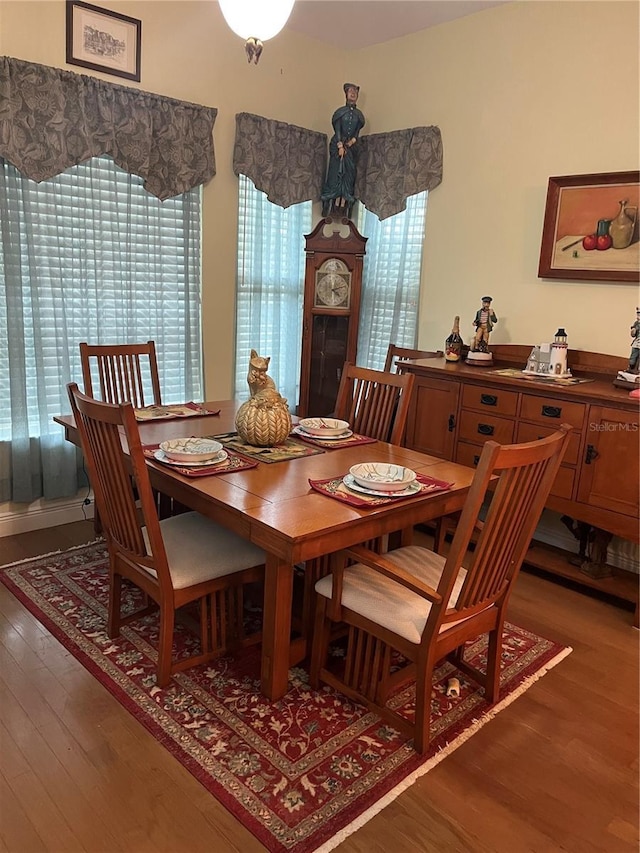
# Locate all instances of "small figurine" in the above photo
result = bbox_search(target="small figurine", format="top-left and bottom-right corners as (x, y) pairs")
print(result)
(628, 307), (640, 374)
(471, 296), (498, 353)
(321, 83), (365, 219)
(549, 328), (570, 376)
(445, 677), (461, 698)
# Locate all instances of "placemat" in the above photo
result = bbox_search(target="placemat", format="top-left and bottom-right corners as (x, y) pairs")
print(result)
(135, 402), (221, 421)
(143, 445), (257, 477)
(309, 472), (454, 507)
(206, 432), (325, 463)
(291, 426), (378, 449)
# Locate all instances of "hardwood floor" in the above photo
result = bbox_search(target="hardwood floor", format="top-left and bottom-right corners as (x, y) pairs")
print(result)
(1, 521), (638, 853)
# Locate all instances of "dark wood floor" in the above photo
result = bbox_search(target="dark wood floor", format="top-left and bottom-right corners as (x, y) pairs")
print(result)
(1, 521), (638, 852)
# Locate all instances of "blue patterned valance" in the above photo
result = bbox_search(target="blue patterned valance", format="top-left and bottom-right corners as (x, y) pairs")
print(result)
(0, 56), (217, 200)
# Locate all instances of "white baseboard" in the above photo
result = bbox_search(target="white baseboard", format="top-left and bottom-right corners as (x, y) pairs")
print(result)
(0, 493), (94, 537)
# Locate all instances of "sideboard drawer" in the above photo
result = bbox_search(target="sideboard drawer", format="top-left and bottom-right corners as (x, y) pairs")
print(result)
(458, 410), (515, 445)
(516, 421), (581, 466)
(550, 465), (576, 500)
(461, 384), (518, 416)
(520, 395), (586, 430)
(455, 441), (483, 469)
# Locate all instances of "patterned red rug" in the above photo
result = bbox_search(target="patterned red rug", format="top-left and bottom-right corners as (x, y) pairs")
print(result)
(1, 542), (571, 853)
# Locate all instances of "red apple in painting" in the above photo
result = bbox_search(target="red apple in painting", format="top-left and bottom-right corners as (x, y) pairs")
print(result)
(596, 234), (612, 250)
(582, 234), (597, 251)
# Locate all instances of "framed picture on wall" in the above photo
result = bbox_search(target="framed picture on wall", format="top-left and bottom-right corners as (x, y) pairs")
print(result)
(66, 1), (142, 82)
(538, 171), (639, 283)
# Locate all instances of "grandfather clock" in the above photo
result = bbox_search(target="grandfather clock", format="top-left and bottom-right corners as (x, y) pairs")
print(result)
(298, 217), (367, 417)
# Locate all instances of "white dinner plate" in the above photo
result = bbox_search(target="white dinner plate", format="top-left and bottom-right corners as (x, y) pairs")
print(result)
(294, 426), (353, 441)
(153, 449), (228, 468)
(342, 473), (421, 498)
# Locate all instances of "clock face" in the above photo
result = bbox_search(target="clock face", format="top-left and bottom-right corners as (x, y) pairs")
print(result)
(314, 260), (351, 309)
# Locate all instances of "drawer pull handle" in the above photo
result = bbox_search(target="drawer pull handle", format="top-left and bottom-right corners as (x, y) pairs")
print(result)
(448, 414), (455, 432)
(480, 394), (497, 406)
(477, 423), (494, 436)
(542, 405), (561, 419)
(473, 455), (480, 466)
(585, 444), (599, 464)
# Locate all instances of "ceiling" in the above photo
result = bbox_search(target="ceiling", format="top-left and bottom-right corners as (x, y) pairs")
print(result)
(286, 1), (507, 50)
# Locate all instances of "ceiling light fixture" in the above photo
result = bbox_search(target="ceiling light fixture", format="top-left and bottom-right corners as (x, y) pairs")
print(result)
(219, 0), (295, 65)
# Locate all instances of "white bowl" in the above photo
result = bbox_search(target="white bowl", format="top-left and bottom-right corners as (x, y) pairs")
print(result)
(349, 462), (417, 492)
(298, 417), (350, 437)
(159, 437), (223, 463)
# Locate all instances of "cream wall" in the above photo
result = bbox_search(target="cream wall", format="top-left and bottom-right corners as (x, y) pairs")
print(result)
(349, 0), (639, 357)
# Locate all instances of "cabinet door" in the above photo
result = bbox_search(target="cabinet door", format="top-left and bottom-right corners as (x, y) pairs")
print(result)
(405, 377), (459, 459)
(577, 407), (639, 518)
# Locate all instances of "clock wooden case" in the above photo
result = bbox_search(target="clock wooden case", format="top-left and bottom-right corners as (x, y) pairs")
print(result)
(298, 217), (367, 417)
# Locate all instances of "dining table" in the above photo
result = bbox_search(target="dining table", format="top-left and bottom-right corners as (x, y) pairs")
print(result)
(55, 400), (477, 700)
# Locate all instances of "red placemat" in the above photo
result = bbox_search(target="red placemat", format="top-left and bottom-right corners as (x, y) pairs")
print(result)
(291, 426), (377, 449)
(308, 472), (453, 507)
(143, 445), (257, 477)
(135, 402), (221, 422)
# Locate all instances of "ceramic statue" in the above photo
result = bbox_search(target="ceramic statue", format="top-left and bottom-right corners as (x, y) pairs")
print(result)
(236, 350), (292, 446)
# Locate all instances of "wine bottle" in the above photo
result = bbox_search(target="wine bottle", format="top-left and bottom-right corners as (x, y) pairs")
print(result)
(445, 316), (463, 362)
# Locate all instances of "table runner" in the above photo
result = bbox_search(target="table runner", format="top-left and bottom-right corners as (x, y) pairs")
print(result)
(207, 432), (325, 463)
(309, 472), (454, 508)
(143, 445), (257, 477)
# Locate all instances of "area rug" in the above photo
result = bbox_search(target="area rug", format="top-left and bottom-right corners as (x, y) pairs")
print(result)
(1, 542), (571, 853)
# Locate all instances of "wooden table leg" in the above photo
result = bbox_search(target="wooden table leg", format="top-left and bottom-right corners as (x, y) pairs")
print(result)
(261, 553), (294, 700)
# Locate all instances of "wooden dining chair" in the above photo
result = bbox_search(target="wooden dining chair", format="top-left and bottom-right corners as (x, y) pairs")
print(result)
(67, 382), (265, 687)
(310, 425), (571, 753)
(80, 341), (162, 407)
(297, 364), (416, 651)
(333, 362), (415, 446)
(384, 344), (443, 373)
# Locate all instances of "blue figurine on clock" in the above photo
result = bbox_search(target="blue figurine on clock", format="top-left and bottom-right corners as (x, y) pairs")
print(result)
(321, 83), (365, 219)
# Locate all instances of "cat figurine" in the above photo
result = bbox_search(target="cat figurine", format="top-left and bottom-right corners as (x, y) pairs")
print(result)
(247, 349), (277, 398)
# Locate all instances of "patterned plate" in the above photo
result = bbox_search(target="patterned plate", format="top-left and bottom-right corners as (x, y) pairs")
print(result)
(342, 473), (421, 498)
(153, 449), (228, 468)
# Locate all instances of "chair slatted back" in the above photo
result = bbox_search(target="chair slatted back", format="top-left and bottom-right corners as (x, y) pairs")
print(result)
(334, 363), (415, 446)
(80, 341), (162, 407)
(67, 382), (170, 590)
(384, 344), (443, 373)
(436, 426), (572, 629)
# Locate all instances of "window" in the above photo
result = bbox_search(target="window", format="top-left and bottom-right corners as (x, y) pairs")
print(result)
(234, 175), (312, 407)
(232, 180), (426, 412)
(356, 192), (428, 369)
(0, 155), (202, 502)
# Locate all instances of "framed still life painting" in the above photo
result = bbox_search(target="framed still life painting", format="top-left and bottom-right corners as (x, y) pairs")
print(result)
(538, 171), (639, 283)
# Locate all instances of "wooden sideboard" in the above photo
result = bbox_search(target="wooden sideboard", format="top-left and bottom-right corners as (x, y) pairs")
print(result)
(402, 345), (639, 619)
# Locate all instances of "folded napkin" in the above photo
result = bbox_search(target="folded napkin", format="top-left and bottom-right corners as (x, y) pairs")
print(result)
(135, 402), (221, 421)
(308, 472), (454, 508)
(143, 445), (257, 477)
(291, 426), (377, 449)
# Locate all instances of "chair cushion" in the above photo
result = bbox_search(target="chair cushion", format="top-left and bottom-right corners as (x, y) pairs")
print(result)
(143, 512), (265, 590)
(315, 545), (467, 644)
